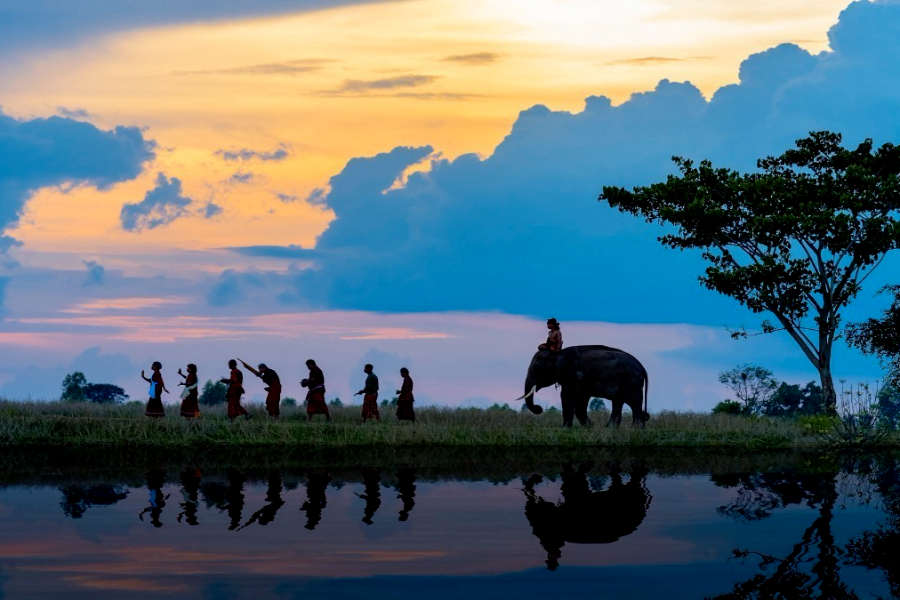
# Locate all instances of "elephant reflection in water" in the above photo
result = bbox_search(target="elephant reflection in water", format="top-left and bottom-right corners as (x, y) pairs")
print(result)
(238, 471), (285, 530)
(138, 471), (169, 528)
(300, 471), (332, 530)
(523, 463), (652, 570)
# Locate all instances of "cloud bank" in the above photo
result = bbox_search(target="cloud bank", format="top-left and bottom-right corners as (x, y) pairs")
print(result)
(227, 0), (900, 326)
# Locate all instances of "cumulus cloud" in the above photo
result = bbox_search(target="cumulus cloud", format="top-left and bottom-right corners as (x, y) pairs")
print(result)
(0, 110), (155, 251)
(215, 144), (290, 162)
(83, 260), (105, 286)
(120, 173), (193, 231)
(224, 0), (900, 326)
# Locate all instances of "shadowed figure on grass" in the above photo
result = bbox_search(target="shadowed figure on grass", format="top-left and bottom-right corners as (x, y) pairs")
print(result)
(300, 471), (332, 530)
(138, 470), (169, 528)
(518, 346), (649, 427)
(238, 471), (285, 530)
(522, 462), (652, 570)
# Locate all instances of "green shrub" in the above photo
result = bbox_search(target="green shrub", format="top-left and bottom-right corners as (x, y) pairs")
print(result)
(713, 400), (743, 415)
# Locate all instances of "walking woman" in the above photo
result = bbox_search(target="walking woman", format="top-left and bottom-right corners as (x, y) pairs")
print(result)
(141, 361), (168, 418)
(221, 359), (252, 421)
(396, 367), (416, 423)
(177, 363), (200, 419)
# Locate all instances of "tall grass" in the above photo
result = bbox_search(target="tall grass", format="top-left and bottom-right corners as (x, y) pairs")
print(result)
(1, 399), (898, 448)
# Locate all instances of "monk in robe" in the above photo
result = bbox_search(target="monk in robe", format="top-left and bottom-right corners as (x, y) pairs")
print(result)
(302, 359), (331, 422)
(241, 359), (281, 419)
(355, 363), (381, 423)
(140, 361), (168, 418)
(221, 359), (252, 421)
(177, 363), (200, 418)
(395, 367), (416, 422)
(538, 318), (563, 352)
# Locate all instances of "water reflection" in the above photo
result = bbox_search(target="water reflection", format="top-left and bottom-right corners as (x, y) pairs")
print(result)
(523, 462), (652, 570)
(358, 467), (382, 525)
(238, 470), (285, 530)
(300, 470), (331, 530)
(177, 469), (201, 526)
(395, 467), (416, 522)
(59, 483), (129, 519)
(138, 470), (168, 527)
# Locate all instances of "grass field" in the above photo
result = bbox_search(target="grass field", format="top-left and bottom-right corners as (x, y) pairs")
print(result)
(3, 399), (897, 448)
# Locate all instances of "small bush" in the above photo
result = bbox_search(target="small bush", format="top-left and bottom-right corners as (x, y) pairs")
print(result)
(713, 400), (743, 415)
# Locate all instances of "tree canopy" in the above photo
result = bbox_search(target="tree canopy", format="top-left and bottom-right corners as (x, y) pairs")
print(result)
(601, 131), (900, 413)
(60, 372), (128, 404)
(846, 284), (900, 387)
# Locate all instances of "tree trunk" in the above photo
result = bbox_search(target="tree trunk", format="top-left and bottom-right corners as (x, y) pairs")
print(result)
(819, 365), (837, 416)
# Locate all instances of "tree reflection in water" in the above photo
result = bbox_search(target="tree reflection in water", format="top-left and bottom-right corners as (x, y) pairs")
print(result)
(59, 484), (129, 519)
(708, 457), (900, 599)
(522, 462), (652, 571)
(300, 471), (332, 530)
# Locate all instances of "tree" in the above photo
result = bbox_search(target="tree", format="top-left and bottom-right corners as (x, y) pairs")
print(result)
(328, 398), (343, 408)
(717, 365), (778, 415)
(712, 400), (743, 415)
(60, 372), (87, 402)
(875, 385), (900, 429)
(199, 380), (227, 406)
(846, 285), (900, 387)
(602, 132), (900, 414)
(82, 383), (128, 404)
(281, 397), (297, 407)
(762, 381), (825, 418)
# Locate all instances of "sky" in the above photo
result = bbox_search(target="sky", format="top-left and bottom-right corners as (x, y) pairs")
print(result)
(0, 0), (898, 410)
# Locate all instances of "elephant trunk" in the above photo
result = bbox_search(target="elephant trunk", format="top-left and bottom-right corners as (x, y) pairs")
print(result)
(520, 380), (543, 415)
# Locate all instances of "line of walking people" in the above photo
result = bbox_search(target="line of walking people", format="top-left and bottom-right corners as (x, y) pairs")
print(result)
(140, 359), (416, 423)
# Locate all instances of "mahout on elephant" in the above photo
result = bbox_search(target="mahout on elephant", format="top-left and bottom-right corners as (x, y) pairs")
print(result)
(523, 462), (652, 570)
(516, 345), (649, 427)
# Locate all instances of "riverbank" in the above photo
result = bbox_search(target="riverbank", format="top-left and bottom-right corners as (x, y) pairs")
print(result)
(3, 400), (896, 449)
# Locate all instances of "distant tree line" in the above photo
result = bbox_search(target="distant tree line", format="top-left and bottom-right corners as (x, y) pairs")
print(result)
(713, 363), (900, 427)
(61, 372), (129, 404)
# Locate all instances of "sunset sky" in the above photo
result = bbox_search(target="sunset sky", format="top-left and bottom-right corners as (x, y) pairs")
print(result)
(1, 0), (899, 409)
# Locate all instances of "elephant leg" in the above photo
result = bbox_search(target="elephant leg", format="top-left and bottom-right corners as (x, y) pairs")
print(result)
(628, 393), (645, 428)
(607, 401), (623, 427)
(574, 394), (592, 427)
(560, 387), (575, 427)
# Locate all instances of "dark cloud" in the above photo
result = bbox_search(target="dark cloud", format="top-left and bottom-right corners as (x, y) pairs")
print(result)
(441, 52), (501, 65)
(276, 192), (299, 203)
(334, 75), (437, 93)
(221, 1), (900, 325)
(227, 244), (313, 259)
(204, 202), (223, 218)
(0, 110), (155, 251)
(83, 260), (105, 286)
(120, 173), (193, 231)
(173, 59), (330, 76)
(0, 1), (392, 55)
(215, 144), (290, 162)
(228, 171), (256, 184)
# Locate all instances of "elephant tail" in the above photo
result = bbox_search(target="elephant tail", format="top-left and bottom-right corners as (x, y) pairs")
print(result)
(641, 367), (650, 422)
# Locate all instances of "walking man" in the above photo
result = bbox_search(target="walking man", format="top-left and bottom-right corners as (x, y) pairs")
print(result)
(355, 364), (381, 423)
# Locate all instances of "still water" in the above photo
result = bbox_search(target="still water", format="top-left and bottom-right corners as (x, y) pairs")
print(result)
(0, 448), (897, 599)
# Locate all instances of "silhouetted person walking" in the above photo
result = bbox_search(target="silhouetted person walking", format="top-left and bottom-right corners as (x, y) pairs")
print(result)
(395, 368), (416, 423)
(141, 361), (168, 418)
(177, 364), (200, 419)
(302, 359), (331, 422)
(241, 360), (281, 419)
(221, 359), (251, 421)
(355, 364), (380, 423)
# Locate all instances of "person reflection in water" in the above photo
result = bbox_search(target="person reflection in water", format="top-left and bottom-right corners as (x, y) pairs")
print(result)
(396, 467), (417, 522)
(523, 463), (652, 570)
(139, 471), (169, 528)
(239, 471), (285, 529)
(301, 471), (332, 530)
(177, 469), (202, 526)
(226, 469), (248, 531)
(358, 467), (382, 525)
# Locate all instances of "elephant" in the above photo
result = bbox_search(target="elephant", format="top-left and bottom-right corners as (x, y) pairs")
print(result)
(517, 345), (649, 427)
(523, 462), (652, 570)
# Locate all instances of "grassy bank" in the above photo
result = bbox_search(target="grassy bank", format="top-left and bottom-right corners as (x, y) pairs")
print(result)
(3, 399), (897, 448)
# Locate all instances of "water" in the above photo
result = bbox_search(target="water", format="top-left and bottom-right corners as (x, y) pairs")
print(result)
(0, 449), (897, 599)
